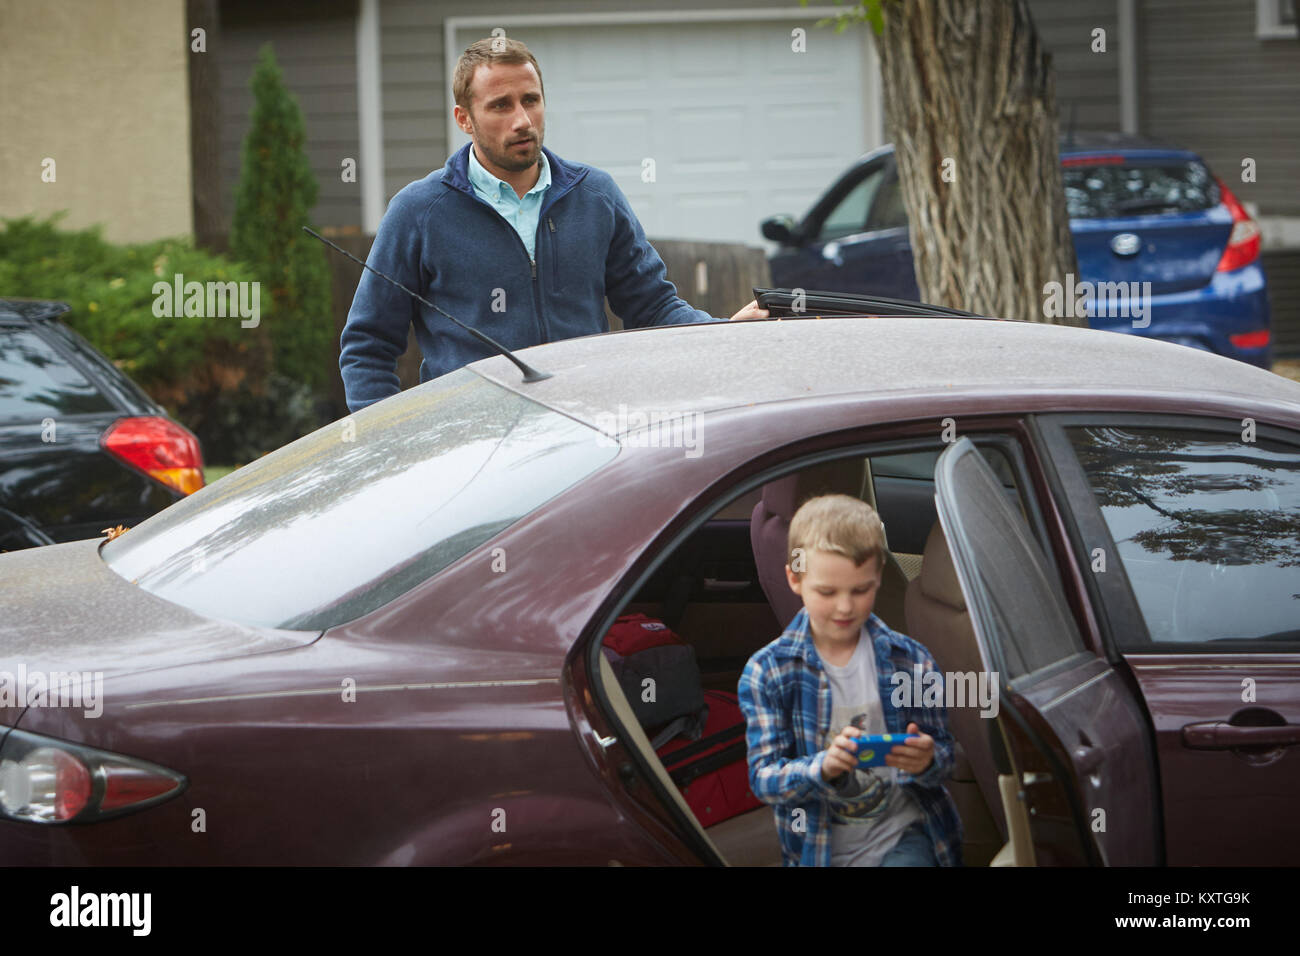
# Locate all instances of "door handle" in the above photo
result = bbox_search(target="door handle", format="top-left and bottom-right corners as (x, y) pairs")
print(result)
(702, 578), (751, 592)
(1181, 721), (1300, 750)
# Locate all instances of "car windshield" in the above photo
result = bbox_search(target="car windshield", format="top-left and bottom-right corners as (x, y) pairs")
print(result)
(1062, 158), (1219, 219)
(102, 369), (617, 630)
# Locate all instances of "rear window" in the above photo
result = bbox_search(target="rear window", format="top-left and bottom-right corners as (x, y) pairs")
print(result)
(1062, 159), (1219, 219)
(0, 325), (115, 421)
(102, 369), (617, 630)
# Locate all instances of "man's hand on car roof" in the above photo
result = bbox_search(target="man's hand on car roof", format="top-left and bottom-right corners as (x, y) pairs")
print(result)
(729, 299), (770, 321)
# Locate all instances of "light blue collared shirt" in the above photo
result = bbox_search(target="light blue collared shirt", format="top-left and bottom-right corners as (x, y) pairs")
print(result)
(466, 144), (551, 261)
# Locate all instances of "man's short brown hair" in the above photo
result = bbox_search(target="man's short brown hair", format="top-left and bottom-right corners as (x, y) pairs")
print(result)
(452, 37), (545, 111)
(787, 494), (886, 576)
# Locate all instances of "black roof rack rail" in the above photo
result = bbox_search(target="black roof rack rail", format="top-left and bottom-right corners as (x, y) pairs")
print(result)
(753, 287), (1007, 321)
(0, 298), (73, 323)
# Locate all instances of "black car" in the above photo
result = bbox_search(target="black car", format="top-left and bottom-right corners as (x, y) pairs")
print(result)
(0, 298), (204, 551)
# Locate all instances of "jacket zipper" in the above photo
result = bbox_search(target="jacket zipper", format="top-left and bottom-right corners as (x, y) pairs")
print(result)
(466, 191), (546, 345)
(458, 167), (580, 346)
(547, 217), (557, 293)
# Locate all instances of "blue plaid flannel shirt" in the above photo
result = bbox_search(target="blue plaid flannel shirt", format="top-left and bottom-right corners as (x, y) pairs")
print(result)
(737, 609), (964, 866)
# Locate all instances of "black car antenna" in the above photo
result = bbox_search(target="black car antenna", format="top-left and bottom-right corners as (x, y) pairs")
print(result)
(303, 226), (552, 383)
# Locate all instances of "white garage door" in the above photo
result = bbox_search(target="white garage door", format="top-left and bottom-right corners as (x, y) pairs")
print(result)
(448, 16), (876, 246)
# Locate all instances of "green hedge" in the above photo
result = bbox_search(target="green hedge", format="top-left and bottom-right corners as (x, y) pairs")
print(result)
(0, 213), (327, 463)
(0, 213), (260, 385)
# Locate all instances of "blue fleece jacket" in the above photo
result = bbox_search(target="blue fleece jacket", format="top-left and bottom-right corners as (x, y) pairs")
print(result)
(339, 143), (717, 411)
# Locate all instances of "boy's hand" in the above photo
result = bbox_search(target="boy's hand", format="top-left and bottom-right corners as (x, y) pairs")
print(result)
(820, 724), (863, 782)
(886, 722), (934, 775)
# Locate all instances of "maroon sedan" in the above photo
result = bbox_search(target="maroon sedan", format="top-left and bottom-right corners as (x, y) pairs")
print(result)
(2, 309), (1298, 865)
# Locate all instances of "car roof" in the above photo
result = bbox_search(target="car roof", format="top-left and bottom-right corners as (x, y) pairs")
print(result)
(0, 297), (72, 322)
(1057, 130), (1192, 155)
(469, 318), (1300, 432)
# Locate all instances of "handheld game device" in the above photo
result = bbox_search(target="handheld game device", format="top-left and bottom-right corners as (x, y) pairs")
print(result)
(849, 733), (915, 768)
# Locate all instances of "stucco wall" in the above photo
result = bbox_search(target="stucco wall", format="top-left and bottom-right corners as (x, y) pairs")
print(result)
(0, 0), (192, 243)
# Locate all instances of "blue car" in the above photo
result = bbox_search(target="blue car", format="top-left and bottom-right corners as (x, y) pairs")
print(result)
(763, 132), (1271, 368)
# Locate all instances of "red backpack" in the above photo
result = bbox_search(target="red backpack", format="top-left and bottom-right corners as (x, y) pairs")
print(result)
(601, 614), (707, 747)
(602, 614), (762, 827)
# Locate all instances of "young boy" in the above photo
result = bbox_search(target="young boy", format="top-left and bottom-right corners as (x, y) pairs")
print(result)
(738, 494), (963, 866)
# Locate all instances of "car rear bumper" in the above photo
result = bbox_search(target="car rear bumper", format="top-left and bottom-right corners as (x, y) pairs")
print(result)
(1086, 263), (1271, 368)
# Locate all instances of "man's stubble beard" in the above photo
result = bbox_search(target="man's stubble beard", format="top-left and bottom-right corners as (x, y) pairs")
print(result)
(477, 120), (545, 174)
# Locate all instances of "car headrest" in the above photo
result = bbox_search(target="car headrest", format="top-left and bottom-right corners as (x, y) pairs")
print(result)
(760, 458), (867, 521)
(918, 521), (966, 611)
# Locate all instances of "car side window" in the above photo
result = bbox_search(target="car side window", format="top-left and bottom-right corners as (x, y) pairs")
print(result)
(870, 443), (1047, 611)
(939, 440), (1087, 679)
(0, 326), (115, 421)
(872, 447), (1017, 487)
(1066, 425), (1300, 645)
(865, 173), (909, 231)
(817, 164), (888, 242)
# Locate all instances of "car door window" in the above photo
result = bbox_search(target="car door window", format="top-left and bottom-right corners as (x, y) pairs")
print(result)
(864, 173), (909, 231)
(817, 164), (888, 242)
(936, 439), (1087, 680)
(872, 447), (1017, 485)
(871, 446), (1025, 557)
(1065, 424), (1300, 645)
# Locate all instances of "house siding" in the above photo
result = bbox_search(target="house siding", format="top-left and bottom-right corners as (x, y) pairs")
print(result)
(0, 0), (191, 243)
(220, 3), (361, 228)
(1138, 0), (1300, 218)
(382, 0), (1127, 203)
(212, 0), (1298, 355)
(1029, 0), (1122, 133)
(1264, 251), (1300, 358)
(378, 0), (876, 204)
(1136, 0), (1300, 355)
(213, 1), (1297, 223)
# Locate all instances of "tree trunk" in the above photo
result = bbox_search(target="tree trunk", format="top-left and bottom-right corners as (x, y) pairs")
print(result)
(876, 0), (1082, 325)
(187, 0), (225, 253)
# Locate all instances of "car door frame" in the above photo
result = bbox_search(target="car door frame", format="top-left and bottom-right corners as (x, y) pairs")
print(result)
(935, 435), (1163, 866)
(575, 414), (1111, 865)
(1032, 411), (1300, 865)
(801, 154), (916, 296)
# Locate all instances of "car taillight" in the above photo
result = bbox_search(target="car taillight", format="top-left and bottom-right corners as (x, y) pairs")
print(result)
(1214, 178), (1261, 272)
(0, 728), (185, 824)
(1229, 329), (1271, 350)
(101, 416), (205, 495)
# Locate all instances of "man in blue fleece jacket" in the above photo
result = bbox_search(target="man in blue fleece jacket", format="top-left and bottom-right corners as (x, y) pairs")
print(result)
(340, 36), (767, 412)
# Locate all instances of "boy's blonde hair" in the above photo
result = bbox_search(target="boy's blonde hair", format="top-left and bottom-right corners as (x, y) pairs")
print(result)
(787, 494), (885, 575)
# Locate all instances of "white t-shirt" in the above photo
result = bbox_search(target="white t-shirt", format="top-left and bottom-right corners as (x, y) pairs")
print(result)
(821, 630), (925, 867)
